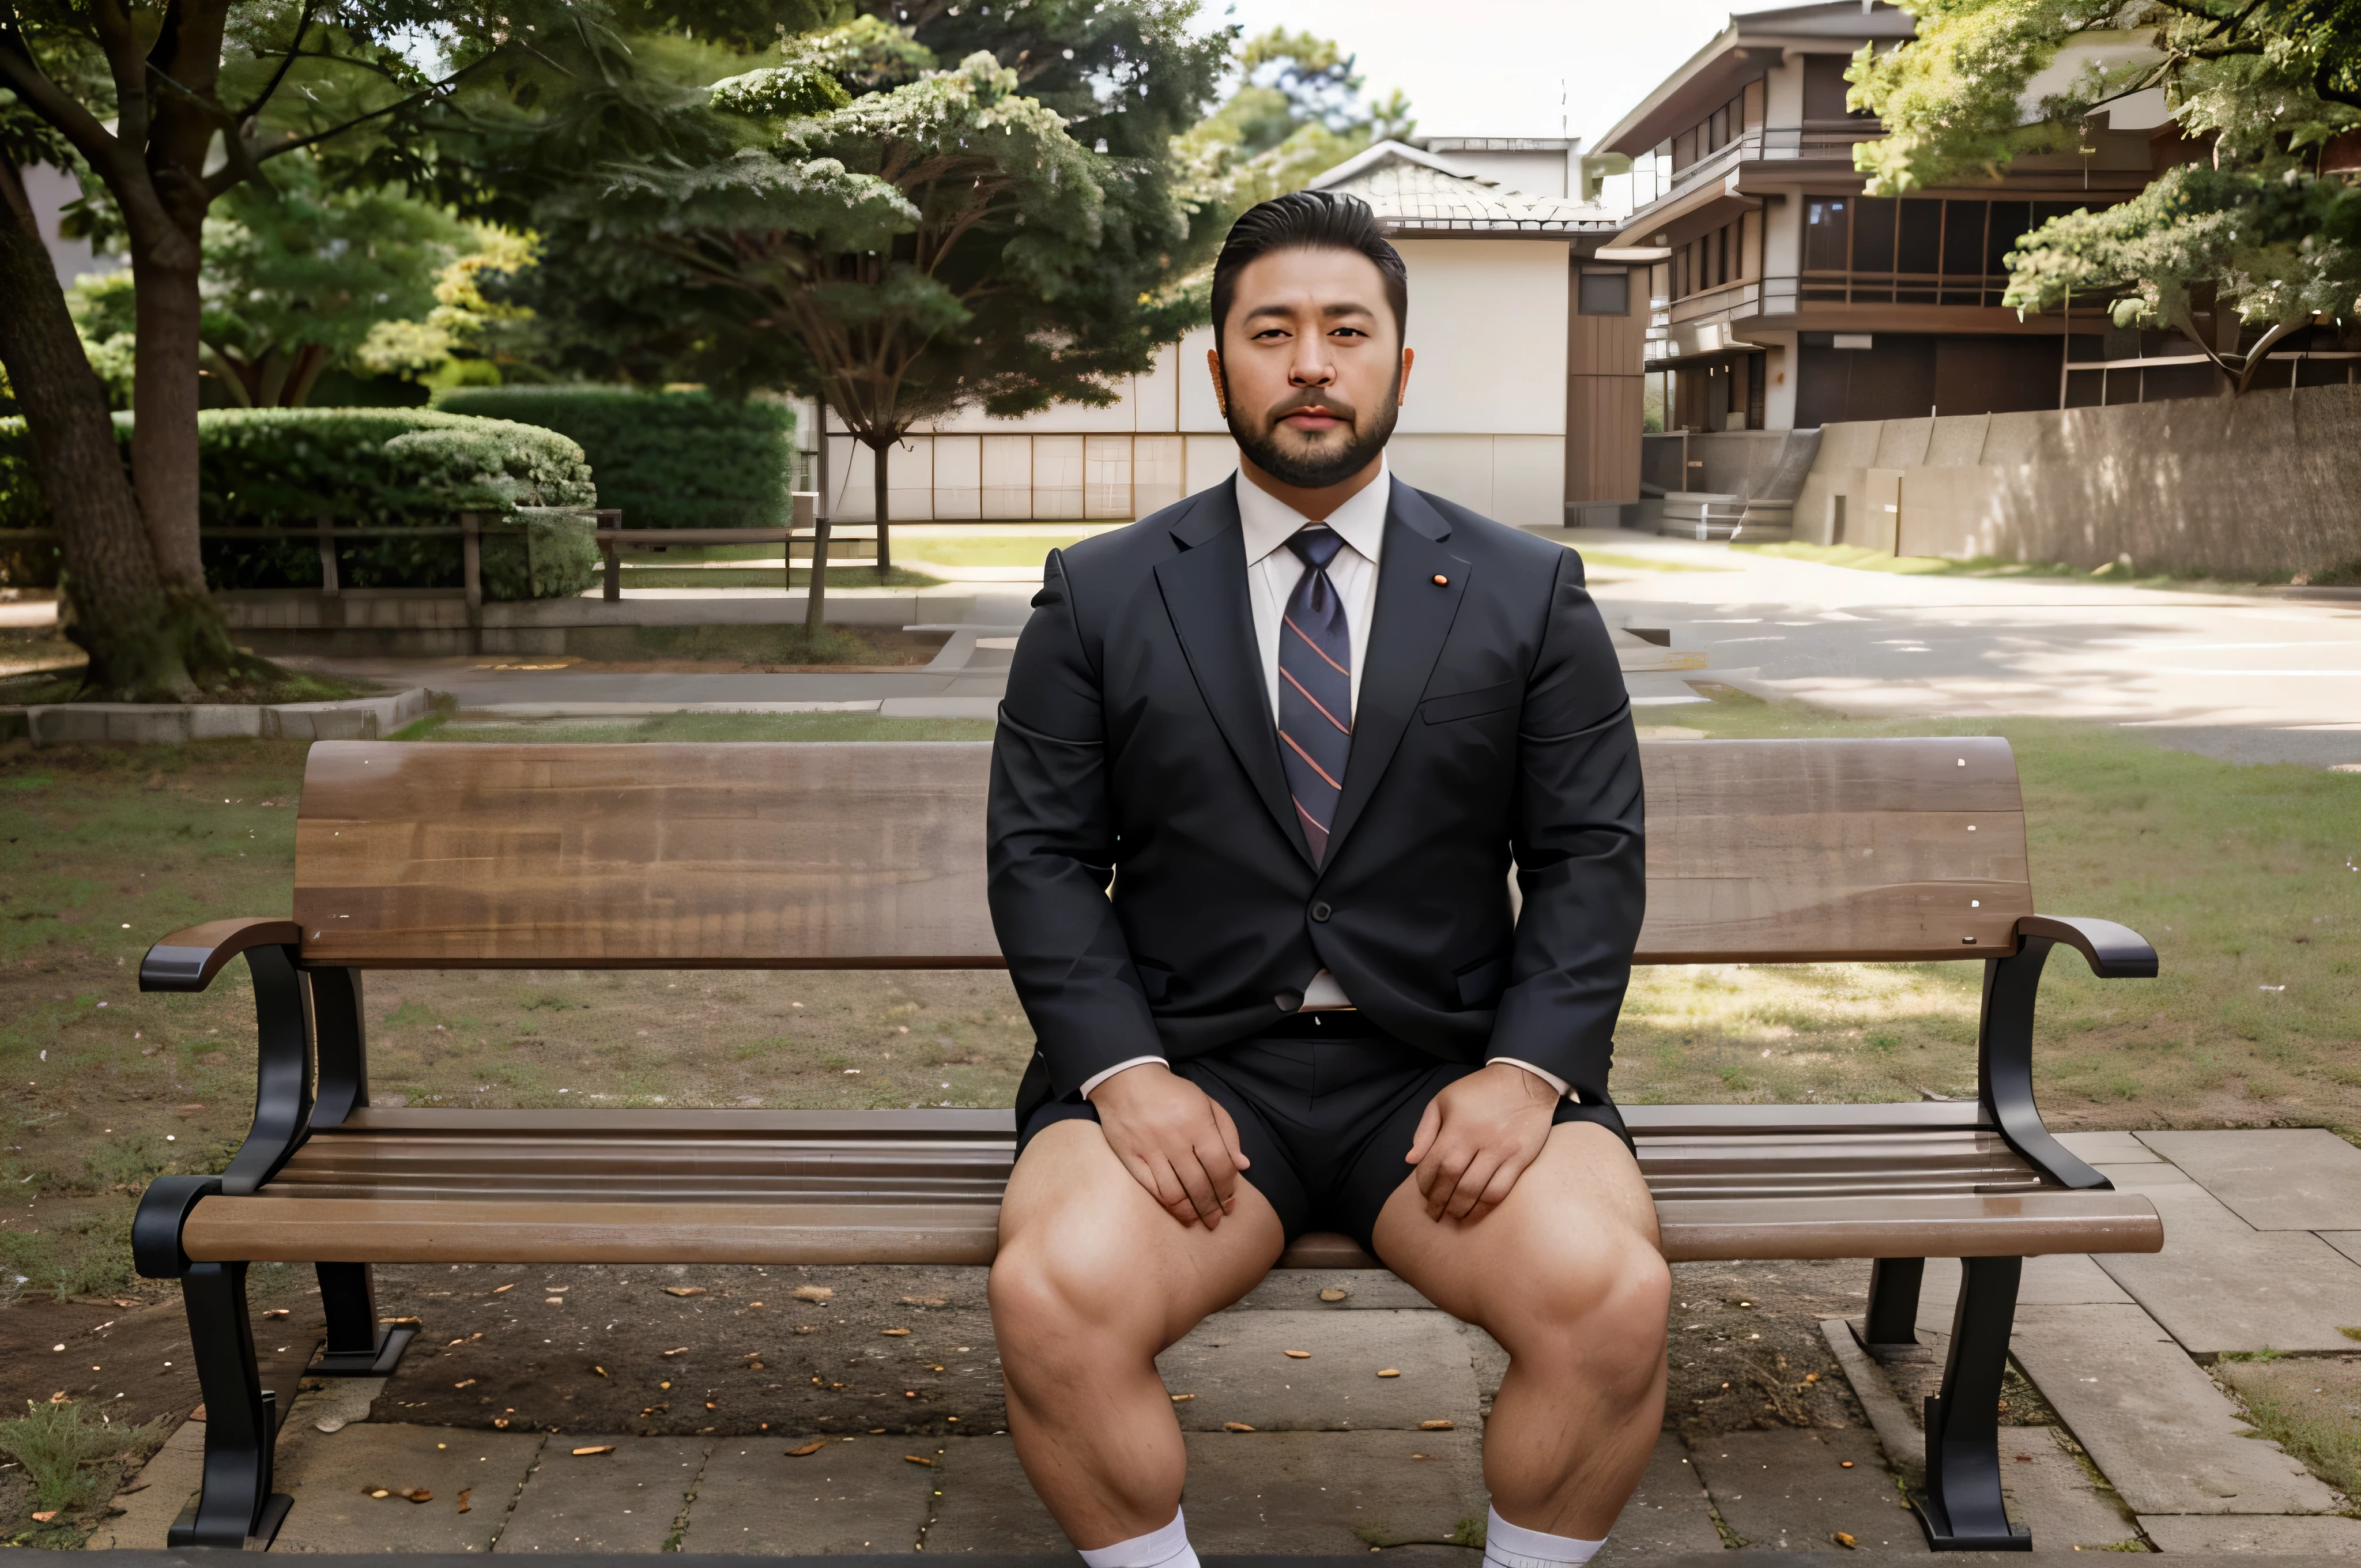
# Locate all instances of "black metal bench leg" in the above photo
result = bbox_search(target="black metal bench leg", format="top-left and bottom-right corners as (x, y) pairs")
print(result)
(1914, 1254), (2030, 1552)
(1863, 1256), (1926, 1354)
(168, 1261), (293, 1548)
(310, 1260), (417, 1375)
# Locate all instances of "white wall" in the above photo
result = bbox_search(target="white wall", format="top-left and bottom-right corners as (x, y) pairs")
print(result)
(826, 237), (1571, 529)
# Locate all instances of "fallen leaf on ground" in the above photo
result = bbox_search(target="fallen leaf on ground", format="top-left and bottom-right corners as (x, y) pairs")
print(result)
(1170, 1393), (1195, 1402)
(369, 1490), (391, 1499)
(493, 1284), (515, 1294)
(1420, 1420), (1454, 1431)
(793, 1325), (820, 1335)
(1318, 1288), (1348, 1302)
(492, 1419), (510, 1429)
(748, 1301), (764, 1308)
(452, 1379), (476, 1389)
(1834, 1533), (1856, 1550)
(31, 1511), (58, 1523)
(662, 1346), (691, 1356)
(787, 1442), (827, 1457)
(1839, 1460), (1855, 1469)
(574, 1446), (615, 1456)
(1377, 1369), (1401, 1378)
(664, 1286), (707, 1298)
(899, 1295), (948, 1307)
(1284, 1350), (1311, 1359)
(406, 1490), (433, 1503)
(593, 1366), (608, 1377)
(262, 1309), (291, 1320)
(1410, 1453), (1428, 1461)
(457, 1488), (472, 1514)
(1223, 1422), (1255, 1432)
(791, 1285), (833, 1302)
(881, 1328), (911, 1336)
(903, 1455), (934, 1466)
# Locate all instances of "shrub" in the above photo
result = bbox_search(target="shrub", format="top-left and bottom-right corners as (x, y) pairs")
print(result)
(0, 408), (598, 601)
(0, 1399), (145, 1513)
(435, 387), (797, 529)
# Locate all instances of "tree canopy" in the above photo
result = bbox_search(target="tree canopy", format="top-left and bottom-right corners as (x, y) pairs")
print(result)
(1847, 0), (2361, 392)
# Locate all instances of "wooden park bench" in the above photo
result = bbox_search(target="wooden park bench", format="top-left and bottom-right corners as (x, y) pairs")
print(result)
(133, 736), (2161, 1552)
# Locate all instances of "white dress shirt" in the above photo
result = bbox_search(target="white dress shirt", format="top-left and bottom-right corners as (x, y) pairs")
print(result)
(1083, 463), (1571, 1102)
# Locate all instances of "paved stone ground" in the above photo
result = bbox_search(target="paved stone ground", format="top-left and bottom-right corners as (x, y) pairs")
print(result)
(81, 1130), (2361, 1556)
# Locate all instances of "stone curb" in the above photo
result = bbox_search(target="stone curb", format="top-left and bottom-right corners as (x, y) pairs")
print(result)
(1, 686), (432, 745)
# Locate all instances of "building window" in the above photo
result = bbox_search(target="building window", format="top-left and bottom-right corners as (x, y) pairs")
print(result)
(1805, 198), (1849, 272)
(1579, 270), (1632, 316)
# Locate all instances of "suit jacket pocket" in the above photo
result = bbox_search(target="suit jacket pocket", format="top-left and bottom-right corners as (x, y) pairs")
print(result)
(1454, 951), (1511, 1008)
(1420, 679), (1519, 726)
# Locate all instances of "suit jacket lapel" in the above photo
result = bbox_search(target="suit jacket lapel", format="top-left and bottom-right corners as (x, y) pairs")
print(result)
(1324, 479), (1469, 866)
(1154, 480), (1315, 865)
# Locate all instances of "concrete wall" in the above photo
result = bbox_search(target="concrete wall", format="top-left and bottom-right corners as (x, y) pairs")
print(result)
(1793, 383), (2361, 574)
(823, 236), (1571, 530)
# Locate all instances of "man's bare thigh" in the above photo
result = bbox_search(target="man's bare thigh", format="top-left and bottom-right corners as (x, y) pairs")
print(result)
(997, 1119), (1287, 1345)
(1370, 1121), (1663, 1328)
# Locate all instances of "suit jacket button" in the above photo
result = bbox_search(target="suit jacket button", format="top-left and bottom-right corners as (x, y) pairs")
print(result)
(1274, 990), (1303, 1013)
(1310, 901), (1332, 922)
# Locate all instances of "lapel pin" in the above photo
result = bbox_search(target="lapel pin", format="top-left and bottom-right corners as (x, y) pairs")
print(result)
(1431, 574), (1449, 586)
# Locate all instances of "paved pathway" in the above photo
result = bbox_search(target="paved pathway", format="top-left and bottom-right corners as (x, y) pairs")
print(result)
(85, 1130), (2360, 1556)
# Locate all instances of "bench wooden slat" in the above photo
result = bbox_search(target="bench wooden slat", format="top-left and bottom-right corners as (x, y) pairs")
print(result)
(178, 1189), (2159, 1268)
(287, 737), (2035, 969)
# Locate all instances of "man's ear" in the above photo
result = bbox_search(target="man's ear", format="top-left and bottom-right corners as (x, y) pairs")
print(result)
(1398, 346), (1415, 406)
(1206, 347), (1229, 417)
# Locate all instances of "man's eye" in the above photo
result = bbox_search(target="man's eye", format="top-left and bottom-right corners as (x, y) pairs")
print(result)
(1330, 327), (1368, 338)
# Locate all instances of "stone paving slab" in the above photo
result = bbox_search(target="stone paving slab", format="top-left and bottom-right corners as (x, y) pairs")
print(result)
(2319, 1231), (2361, 1269)
(1993, 1428), (2141, 1552)
(268, 1424), (547, 1552)
(86, 1416), (205, 1550)
(920, 1433), (1068, 1554)
(1913, 1253), (2132, 1338)
(2055, 1132), (2162, 1165)
(1599, 1434), (1724, 1557)
(2087, 1160), (2201, 1192)
(1179, 1429), (1487, 1552)
(1684, 1428), (1914, 1553)
(2135, 1130), (2361, 1231)
(493, 1434), (709, 1553)
(677, 1434), (934, 1554)
(1155, 1311), (1481, 1432)
(2087, 1178), (2361, 1353)
(2005, 1305), (2337, 1515)
(2137, 1513), (2361, 1553)
(1229, 1271), (1438, 1313)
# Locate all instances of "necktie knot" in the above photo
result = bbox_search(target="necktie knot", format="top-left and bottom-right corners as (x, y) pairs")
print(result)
(1285, 525), (1344, 573)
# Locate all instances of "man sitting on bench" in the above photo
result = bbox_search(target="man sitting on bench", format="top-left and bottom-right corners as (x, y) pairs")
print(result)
(986, 191), (1666, 1568)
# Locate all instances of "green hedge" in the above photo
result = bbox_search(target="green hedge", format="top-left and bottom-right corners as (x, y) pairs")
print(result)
(0, 408), (600, 600)
(435, 387), (796, 530)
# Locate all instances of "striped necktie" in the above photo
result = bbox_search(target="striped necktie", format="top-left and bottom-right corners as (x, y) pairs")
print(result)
(1277, 525), (1352, 863)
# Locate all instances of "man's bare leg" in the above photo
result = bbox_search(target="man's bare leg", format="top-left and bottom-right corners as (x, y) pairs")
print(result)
(1375, 1121), (1670, 1540)
(990, 1118), (1286, 1547)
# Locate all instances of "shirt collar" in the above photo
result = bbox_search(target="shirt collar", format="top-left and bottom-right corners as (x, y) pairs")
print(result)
(1235, 455), (1391, 567)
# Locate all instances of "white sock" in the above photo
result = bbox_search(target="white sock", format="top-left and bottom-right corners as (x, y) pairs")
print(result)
(1078, 1508), (1198, 1568)
(1483, 1505), (1605, 1568)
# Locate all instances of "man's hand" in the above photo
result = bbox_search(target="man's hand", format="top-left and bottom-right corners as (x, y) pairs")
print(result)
(1089, 1062), (1251, 1230)
(1405, 1062), (1559, 1223)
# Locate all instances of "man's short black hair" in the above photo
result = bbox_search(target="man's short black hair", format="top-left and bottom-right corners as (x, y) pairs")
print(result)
(1210, 190), (1408, 348)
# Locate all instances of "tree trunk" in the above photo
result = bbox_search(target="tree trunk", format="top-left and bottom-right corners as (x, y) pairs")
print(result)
(2, 158), (183, 696)
(872, 438), (892, 583)
(129, 240), (209, 590)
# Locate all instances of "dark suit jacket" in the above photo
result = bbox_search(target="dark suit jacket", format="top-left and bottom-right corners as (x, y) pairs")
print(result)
(987, 473), (1646, 1130)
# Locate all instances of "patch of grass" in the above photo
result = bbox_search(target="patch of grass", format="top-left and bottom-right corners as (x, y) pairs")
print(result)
(1733, 540), (2314, 594)
(1615, 685), (2361, 1129)
(1577, 549), (1737, 574)
(2213, 1356), (2361, 1496)
(0, 664), (380, 708)
(897, 534), (1091, 568)
(614, 565), (944, 589)
(0, 1399), (146, 1513)
(421, 713), (996, 745)
(558, 623), (934, 666)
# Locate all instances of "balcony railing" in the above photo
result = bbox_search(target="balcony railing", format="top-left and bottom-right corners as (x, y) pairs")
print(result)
(1634, 124), (1884, 217)
(1755, 272), (2020, 315)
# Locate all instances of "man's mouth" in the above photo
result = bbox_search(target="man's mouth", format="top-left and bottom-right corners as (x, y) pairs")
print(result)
(1277, 406), (1348, 432)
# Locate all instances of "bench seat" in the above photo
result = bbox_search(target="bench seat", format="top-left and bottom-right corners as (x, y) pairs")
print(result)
(169, 1104), (2160, 1268)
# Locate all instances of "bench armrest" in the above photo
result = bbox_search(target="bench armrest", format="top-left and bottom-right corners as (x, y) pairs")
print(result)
(139, 918), (314, 1196)
(1978, 916), (2161, 1192)
(2016, 915), (2157, 978)
(141, 918), (305, 992)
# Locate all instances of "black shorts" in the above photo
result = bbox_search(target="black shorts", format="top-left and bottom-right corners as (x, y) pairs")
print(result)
(1017, 1015), (1624, 1253)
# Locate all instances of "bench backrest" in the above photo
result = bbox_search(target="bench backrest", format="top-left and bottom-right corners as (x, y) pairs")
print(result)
(291, 737), (2032, 969)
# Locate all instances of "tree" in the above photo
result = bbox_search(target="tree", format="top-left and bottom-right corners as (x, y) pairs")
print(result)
(1169, 27), (1414, 256)
(582, 32), (1195, 570)
(1847, 0), (2361, 394)
(198, 151), (473, 407)
(0, 0), (639, 697)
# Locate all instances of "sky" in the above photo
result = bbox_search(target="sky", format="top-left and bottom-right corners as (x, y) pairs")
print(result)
(1189, 0), (1781, 148)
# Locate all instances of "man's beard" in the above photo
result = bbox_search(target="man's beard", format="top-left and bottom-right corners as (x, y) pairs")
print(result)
(1225, 380), (1400, 490)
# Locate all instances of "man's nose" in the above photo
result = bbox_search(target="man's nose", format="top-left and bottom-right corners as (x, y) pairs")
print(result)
(1289, 342), (1336, 385)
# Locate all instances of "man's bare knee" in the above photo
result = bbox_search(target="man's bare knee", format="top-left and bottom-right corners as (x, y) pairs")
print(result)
(1488, 1228), (1670, 1382)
